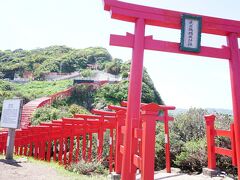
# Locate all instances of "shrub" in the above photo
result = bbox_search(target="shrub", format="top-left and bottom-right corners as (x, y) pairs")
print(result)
(155, 123), (167, 170)
(81, 69), (93, 77)
(170, 108), (207, 142)
(68, 104), (90, 115)
(66, 160), (107, 175)
(69, 84), (97, 110)
(174, 139), (207, 172)
(121, 71), (128, 79)
(31, 106), (70, 125)
(105, 59), (122, 75)
(154, 108), (236, 176)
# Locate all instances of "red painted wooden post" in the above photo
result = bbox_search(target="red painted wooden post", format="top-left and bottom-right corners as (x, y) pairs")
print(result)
(0, 135), (3, 154)
(36, 131), (41, 159)
(53, 139), (57, 161)
(109, 128), (114, 172)
(115, 110), (125, 174)
(227, 33), (240, 177)
(97, 116), (104, 161)
(4, 133), (7, 155)
(204, 114), (216, 169)
(76, 135), (80, 162)
(230, 123), (237, 166)
(43, 137), (47, 161)
(82, 120), (87, 161)
(63, 137), (67, 165)
(46, 129), (52, 162)
(35, 141), (39, 159)
(2, 135), (5, 154)
(33, 132), (39, 159)
(23, 131), (28, 156)
(164, 109), (171, 173)
(58, 136), (63, 165)
(46, 141), (51, 161)
(1, 135), (4, 154)
(29, 140), (33, 157)
(2, 134), (6, 154)
(141, 104), (159, 180)
(122, 17), (146, 180)
(41, 132), (48, 160)
(19, 137), (23, 156)
(88, 133), (93, 162)
(23, 144), (27, 156)
(0, 135), (2, 153)
(15, 132), (20, 155)
(39, 132), (43, 160)
(69, 135), (74, 164)
(15, 141), (19, 155)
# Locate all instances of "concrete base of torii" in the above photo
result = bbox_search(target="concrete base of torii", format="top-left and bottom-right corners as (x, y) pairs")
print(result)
(108, 172), (121, 180)
(202, 167), (220, 178)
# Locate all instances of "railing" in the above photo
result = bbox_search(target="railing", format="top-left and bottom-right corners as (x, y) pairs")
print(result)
(205, 115), (237, 170)
(0, 102), (175, 179)
(108, 102), (175, 179)
(49, 87), (74, 104)
(0, 111), (116, 172)
(19, 82), (110, 129)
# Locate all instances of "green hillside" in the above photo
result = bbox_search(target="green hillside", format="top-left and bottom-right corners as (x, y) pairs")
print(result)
(0, 46), (112, 79)
(0, 46), (163, 116)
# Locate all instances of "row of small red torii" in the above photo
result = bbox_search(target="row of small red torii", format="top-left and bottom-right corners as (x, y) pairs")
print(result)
(103, 0), (240, 179)
(0, 101), (175, 176)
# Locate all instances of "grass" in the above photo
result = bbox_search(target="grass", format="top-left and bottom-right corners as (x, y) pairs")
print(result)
(0, 155), (107, 180)
(14, 80), (73, 99)
(0, 79), (73, 114)
(0, 79), (73, 100)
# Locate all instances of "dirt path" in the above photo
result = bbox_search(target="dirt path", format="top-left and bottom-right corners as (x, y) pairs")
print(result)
(0, 157), (234, 180)
(0, 157), (106, 180)
(0, 158), (71, 180)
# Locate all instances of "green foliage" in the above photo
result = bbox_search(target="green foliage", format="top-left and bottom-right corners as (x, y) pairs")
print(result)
(16, 80), (72, 100)
(68, 104), (90, 115)
(154, 108), (236, 176)
(215, 113), (233, 130)
(66, 160), (107, 175)
(155, 123), (167, 170)
(81, 69), (93, 77)
(0, 79), (72, 115)
(0, 46), (112, 79)
(94, 81), (128, 106)
(142, 68), (164, 105)
(105, 58), (122, 75)
(121, 71), (128, 79)
(31, 106), (70, 125)
(174, 139), (207, 172)
(0, 45), (163, 110)
(119, 61), (130, 76)
(171, 108), (207, 142)
(94, 79), (163, 108)
(31, 103), (90, 126)
(69, 84), (97, 110)
(167, 108), (208, 171)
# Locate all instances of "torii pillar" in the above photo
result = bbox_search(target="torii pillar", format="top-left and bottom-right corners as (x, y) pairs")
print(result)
(121, 18), (145, 180)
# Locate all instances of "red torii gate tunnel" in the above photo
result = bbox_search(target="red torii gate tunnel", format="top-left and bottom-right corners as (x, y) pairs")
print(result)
(103, 0), (240, 179)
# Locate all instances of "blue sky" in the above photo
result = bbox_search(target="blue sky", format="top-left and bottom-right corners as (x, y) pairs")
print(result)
(1, 0), (240, 109)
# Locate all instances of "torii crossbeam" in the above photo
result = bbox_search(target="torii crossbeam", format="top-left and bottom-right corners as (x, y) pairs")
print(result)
(103, 0), (240, 179)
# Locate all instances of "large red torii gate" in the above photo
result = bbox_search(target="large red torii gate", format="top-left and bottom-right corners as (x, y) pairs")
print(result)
(103, 0), (240, 179)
